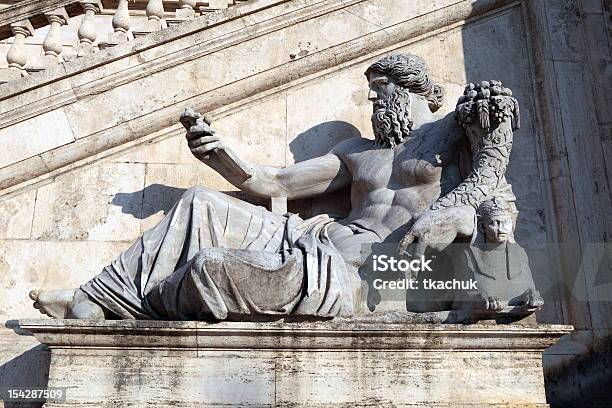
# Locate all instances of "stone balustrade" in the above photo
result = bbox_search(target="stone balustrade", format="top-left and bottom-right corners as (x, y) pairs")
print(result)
(0, 0), (250, 82)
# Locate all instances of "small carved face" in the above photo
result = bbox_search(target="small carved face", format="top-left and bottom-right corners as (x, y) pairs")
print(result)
(368, 71), (397, 102)
(480, 213), (513, 243)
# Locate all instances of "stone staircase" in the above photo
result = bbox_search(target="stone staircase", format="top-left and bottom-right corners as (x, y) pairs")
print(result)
(0, 0), (251, 83)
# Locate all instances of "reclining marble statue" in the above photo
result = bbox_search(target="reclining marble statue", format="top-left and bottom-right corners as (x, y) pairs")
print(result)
(29, 54), (543, 321)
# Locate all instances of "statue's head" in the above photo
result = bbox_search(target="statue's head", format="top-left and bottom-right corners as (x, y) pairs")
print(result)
(477, 198), (516, 243)
(365, 54), (445, 148)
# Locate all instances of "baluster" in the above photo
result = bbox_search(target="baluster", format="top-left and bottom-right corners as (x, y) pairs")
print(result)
(168, 0), (196, 26)
(43, 8), (69, 62)
(146, 0), (165, 29)
(112, 0), (131, 39)
(78, 1), (102, 46)
(6, 20), (34, 77)
(100, 0), (131, 48)
(179, 0), (197, 13)
(132, 0), (165, 37)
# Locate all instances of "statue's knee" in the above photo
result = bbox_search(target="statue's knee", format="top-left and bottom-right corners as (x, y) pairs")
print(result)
(186, 186), (222, 204)
(184, 186), (210, 198)
(182, 187), (221, 208)
(192, 248), (227, 270)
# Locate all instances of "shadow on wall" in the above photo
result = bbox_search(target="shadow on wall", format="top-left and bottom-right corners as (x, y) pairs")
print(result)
(287, 121), (359, 217)
(0, 321), (50, 408)
(288, 121), (362, 162)
(544, 330), (612, 408)
(113, 186), (270, 220)
(113, 184), (185, 220)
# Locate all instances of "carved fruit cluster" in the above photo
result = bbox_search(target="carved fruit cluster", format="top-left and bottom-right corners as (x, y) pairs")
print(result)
(455, 80), (520, 131)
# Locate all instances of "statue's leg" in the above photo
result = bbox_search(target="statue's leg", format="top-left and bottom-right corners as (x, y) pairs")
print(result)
(30, 186), (290, 319)
(144, 247), (305, 320)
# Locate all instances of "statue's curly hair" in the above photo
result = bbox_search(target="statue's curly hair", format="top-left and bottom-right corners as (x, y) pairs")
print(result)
(365, 54), (445, 112)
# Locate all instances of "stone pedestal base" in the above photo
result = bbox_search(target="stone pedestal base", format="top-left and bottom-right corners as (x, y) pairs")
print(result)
(19, 319), (571, 407)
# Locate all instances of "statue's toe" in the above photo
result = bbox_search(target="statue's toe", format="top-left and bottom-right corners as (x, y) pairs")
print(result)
(529, 296), (544, 309)
(29, 290), (40, 301)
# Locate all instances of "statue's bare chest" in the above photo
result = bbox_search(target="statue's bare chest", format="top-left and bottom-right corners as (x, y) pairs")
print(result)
(342, 141), (444, 193)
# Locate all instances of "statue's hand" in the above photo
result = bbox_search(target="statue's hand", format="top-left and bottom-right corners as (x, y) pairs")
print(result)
(180, 107), (220, 161)
(398, 206), (475, 256)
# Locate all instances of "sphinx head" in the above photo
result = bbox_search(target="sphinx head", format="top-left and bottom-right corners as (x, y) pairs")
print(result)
(365, 54), (445, 148)
(477, 198), (517, 244)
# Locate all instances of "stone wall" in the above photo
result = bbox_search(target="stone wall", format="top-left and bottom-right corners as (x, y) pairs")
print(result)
(0, 1), (549, 320)
(525, 0), (612, 406)
(0, 0), (610, 406)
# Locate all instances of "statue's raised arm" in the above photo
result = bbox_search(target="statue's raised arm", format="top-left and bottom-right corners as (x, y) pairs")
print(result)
(180, 107), (352, 200)
(399, 80), (520, 255)
(432, 80), (519, 210)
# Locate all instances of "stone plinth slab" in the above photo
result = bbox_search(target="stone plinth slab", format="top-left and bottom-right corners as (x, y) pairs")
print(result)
(18, 319), (572, 407)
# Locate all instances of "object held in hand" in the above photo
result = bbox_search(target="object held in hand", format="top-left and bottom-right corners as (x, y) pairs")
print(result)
(180, 107), (217, 159)
(180, 107), (214, 132)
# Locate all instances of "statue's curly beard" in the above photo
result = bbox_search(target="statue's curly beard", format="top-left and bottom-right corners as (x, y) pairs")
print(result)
(371, 87), (413, 149)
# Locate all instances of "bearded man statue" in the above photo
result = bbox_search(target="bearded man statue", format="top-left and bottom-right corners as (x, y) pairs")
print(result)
(368, 54), (444, 148)
(30, 54), (521, 321)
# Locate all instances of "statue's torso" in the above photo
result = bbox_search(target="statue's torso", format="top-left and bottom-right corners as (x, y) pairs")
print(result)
(335, 117), (463, 241)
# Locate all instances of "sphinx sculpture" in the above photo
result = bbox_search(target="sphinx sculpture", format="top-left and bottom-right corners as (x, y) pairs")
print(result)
(449, 198), (545, 313)
(29, 54), (543, 322)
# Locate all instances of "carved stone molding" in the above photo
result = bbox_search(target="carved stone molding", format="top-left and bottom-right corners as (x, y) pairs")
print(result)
(18, 319), (571, 407)
(0, 0), (517, 197)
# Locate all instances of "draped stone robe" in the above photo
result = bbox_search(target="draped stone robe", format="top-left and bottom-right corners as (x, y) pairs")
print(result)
(81, 187), (355, 320)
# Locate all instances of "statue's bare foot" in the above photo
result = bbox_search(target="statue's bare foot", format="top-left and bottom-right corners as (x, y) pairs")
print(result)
(453, 291), (504, 313)
(517, 288), (544, 310)
(29, 288), (105, 319)
(30, 289), (74, 318)
(482, 295), (504, 312)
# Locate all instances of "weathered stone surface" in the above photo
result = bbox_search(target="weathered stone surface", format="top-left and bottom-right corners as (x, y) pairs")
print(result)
(543, 327), (612, 407)
(286, 67), (372, 162)
(0, 0), (518, 193)
(30, 162), (145, 241)
(17, 319), (572, 407)
(0, 325), (50, 407)
(0, 189), (36, 239)
(0, 109), (75, 169)
(0, 0), (608, 405)
(582, 11), (612, 124)
(213, 95), (288, 166)
(115, 95), (288, 166)
(0, 240), (130, 320)
(543, 0), (587, 62)
(114, 132), (199, 165)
